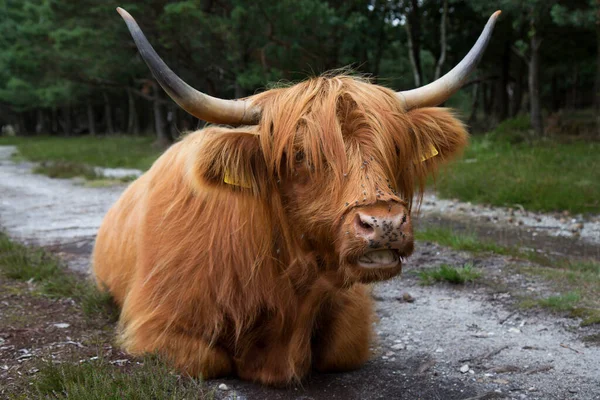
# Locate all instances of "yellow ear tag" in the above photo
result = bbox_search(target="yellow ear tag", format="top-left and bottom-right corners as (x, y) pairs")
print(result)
(420, 143), (439, 162)
(224, 170), (252, 188)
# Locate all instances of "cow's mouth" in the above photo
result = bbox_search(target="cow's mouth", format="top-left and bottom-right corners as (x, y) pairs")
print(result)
(357, 249), (404, 269)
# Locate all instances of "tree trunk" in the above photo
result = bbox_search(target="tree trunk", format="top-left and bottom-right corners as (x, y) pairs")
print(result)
(63, 104), (72, 136)
(405, 0), (422, 87)
(468, 82), (480, 125)
(567, 66), (579, 109)
(433, 0), (448, 81)
(372, 15), (387, 80)
(511, 60), (524, 117)
(51, 107), (58, 134)
(169, 106), (179, 140)
(483, 82), (494, 116)
(102, 91), (114, 134)
(234, 81), (246, 98)
(17, 112), (26, 135)
(596, 2), (600, 136)
(495, 38), (511, 122)
(551, 73), (559, 112)
(87, 98), (96, 136)
(153, 84), (172, 147)
(127, 88), (139, 135)
(528, 28), (544, 137)
(35, 109), (46, 135)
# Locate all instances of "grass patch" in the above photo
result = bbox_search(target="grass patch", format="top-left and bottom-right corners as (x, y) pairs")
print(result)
(537, 291), (581, 312)
(416, 226), (600, 323)
(415, 227), (509, 255)
(434, 123), (600, 214)
(415, 226), (549, 265)
(32, 355), (210, 399)
(84, 177), (137, 187)
(582, 334), (600, 346)
(515, 259), (600, 324)
(418, 263), (481, 285)
(0, 232), (118, 321)
(0, 135), (161, 171)
(33, 161), (101, 180)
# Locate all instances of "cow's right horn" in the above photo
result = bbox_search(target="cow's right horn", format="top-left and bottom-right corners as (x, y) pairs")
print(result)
(397, 10), (501, 110)
(117, 7), (261, 125)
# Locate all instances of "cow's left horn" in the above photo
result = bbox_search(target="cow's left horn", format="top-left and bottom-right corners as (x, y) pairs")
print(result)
(117, 7), (261, 125)
(397, 10), (501, 110)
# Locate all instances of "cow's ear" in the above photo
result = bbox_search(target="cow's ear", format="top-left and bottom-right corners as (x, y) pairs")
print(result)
(189, 127), (267, 194)
(406, 107), (468, 171)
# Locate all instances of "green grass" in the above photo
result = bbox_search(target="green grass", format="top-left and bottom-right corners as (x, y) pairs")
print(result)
(435, 119), (600, 214)
(33, 161), (101, 180)
(32, 355), (211, 400)
(537, 291), (582, 312)
(415, 227), (509, 255)
(0, 232), (118, 320)
(517, 259), (600, 324)
(582, 333), (600, 346)
(0, 232), (210, 399)
(416, 226), (549, 265)
(0, 135), (161, 171)
(418, 263), (481, 285)
(416, 226), (600, 323)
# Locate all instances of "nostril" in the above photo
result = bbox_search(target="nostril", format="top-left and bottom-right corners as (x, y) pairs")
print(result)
(354, 214), (375, 235)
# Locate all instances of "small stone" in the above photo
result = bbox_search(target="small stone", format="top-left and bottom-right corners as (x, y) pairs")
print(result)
(460, 364), (470, 373)
(218, 383), (229, 391)
(570, 223), (584, 232)
(435, 347), (444, 353)
(391, 343), (405, 350)
(385, 351), (395, 357)
(53, 323), (70, 329)
(401, 293), (415, 303)
(508, 327), (521, 334)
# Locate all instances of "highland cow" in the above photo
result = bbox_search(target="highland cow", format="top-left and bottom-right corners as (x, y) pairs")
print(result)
(92, 8), (500, 386)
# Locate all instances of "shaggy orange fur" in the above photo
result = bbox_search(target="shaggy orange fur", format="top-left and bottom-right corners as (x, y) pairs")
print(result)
(92, 75), (467, 386)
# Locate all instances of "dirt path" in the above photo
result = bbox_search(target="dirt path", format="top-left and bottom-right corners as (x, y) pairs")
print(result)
(1, 146), (599, 399)
(0, 146), (122, 271)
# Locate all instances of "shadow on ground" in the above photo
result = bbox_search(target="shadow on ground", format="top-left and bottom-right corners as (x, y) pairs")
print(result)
(217, 356), (482, 400)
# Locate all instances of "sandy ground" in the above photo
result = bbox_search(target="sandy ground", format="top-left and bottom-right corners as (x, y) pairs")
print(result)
(1, 145), (599, 399)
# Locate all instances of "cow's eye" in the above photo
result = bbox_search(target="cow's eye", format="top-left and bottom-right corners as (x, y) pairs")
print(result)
(295, 151), (305, 163)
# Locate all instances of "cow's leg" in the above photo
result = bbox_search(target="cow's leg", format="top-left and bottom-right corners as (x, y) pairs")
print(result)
(312, 284), (374, 372)
(235, 338), (312, 386)
(234, 280), (335, 386)
(121, 324), (233, 379)
(119, 285), (233, 379)
(122, 323), (233, 379)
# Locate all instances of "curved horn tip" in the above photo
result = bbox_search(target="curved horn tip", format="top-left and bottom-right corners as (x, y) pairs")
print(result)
(116, 7), (132, 20)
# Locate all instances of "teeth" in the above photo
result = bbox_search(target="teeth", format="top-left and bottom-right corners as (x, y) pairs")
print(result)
(358, 250), (400, 267)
